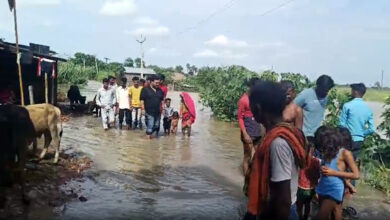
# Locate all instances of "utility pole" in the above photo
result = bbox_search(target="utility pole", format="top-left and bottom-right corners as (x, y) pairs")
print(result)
(94, 56), (99, 74)
(136, 35), (146, 79)
(381, 69), (384, 90)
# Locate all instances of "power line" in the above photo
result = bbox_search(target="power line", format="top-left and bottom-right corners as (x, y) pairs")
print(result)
(157, 0), (299, 52)
(177, 0), (297, 35)
(177, 0), (240, 35)
(257, 0), (296, 17)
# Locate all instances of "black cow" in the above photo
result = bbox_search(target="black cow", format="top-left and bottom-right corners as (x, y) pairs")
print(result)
(67, 85), (86, 105)
(0, 104), (35, 208)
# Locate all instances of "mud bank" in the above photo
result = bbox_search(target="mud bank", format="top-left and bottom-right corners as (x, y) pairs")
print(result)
(0, 120), (92, 220)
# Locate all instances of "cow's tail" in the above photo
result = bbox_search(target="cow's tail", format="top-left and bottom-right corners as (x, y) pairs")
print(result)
(54, 106), (63, 138)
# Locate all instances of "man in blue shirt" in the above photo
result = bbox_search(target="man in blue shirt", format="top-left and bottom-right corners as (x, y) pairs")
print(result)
(339, 83), (375, 159)
(294, 75), (335, 143)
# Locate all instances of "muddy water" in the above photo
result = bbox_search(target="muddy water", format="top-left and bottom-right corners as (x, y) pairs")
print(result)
(53, 81), (389, 219)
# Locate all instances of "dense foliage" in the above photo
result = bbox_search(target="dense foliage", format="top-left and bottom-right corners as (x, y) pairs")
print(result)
(325, 90), (390, 195)
(58, 52), (126, 85)
(194, 66), (257, 121)
(324, 88), (351, 127)
(280, 72), (313, 94)
(189, 67), (316, 121)
(360, 97), (390, 195)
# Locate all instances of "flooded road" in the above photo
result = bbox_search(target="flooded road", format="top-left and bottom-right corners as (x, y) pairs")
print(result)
(51, 81), (389, 219)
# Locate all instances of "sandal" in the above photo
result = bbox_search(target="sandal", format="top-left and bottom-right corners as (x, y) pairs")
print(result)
(343, 206), (359, 219)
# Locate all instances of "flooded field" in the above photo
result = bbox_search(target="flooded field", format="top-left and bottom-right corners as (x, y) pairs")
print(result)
(44, 82), (390, 219)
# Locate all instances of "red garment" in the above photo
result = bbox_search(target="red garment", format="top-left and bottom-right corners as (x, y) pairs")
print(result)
(160, 84), (168, 98)
(299, 155), (320, 190)
(180, 92), (196, 123)
(237, 94), (254, 131)
(247, 123), (306, 215)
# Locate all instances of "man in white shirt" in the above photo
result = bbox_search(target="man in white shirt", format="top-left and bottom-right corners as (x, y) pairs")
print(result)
(117, 77), (131, 130)
(96, 78), (116, 130)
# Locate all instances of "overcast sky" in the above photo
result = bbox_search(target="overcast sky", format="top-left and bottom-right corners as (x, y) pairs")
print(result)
(0, 0), (389, 86)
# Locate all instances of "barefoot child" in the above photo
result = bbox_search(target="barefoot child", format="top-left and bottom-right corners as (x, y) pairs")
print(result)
(315, 128), (360, 220)
(180, 92), (196, 137)
(170, 111), (180, 135)
(163, 98), (174, 135)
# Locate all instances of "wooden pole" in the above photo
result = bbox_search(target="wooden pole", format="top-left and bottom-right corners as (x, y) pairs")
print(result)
(45, 72), (48, 104)
(28, 85), (34, 104)
(13, 0), (25, 106)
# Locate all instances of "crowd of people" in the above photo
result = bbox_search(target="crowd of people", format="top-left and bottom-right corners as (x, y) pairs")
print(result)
(240, 75), (375, 220)
(95, 74), (196, 138)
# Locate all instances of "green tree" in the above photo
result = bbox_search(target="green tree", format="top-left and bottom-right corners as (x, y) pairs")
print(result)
(105, 62), (125, 76)
(124, 57), (134, 67)
(379, 96), (390, 139)
(260, 70), (278, 82)
(134, 58), (142, 68)
(324, 88), (351, 127)
(186, 63), (191, 73)
(195, 65), (257, 121)
(280, 72), (313, 94)
(175, 65), (184, 73)
(70, 52), (100, 67)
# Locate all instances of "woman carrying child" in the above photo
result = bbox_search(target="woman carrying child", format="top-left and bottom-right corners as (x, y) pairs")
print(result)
(315, 127), (359, 220)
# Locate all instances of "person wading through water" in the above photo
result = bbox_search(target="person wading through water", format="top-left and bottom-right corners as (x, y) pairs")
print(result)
(140, 75), (164, 139)
(237, 77), (263, 175)
(245, 81), (306, 220)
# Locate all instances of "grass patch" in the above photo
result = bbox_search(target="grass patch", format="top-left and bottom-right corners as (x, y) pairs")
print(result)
(336, 86), (390, 102)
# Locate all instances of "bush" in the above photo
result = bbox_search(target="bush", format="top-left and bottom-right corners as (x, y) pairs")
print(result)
(324, 88), (351, 127)
(259, 70), (279, 82)
(195, 66), (257, 121)
(280, 72), (313, 94)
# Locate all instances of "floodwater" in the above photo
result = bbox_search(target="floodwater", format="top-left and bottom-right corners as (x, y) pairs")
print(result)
(51, 81), (389, 219)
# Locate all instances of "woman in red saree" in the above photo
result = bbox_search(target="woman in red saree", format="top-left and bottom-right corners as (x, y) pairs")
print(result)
(180, 92), (196, 137)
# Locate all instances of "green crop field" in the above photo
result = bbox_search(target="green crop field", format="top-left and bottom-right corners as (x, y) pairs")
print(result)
(336, 86), (390, 103)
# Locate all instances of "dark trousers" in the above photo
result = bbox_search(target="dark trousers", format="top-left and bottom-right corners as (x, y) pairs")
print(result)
(351, 141), (363, 186)
(119, 109), (131, 127)
(163, 117), (172, 131)
(351, 141), (363, 161)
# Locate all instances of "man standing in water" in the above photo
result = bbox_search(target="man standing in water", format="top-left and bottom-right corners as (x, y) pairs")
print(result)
(129, 77), (143, 129)
(140, 75), (164, 139)
(280, 81), (303, 129)
(339, 83), (375, 160)
(117, 77), (131, 130)
(245, 81), (306, 220)
(237, 77), (263, 175)
(108, 76), (119, 120)
(294, 75), (334, 144)
(96, 78), (117, 130)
